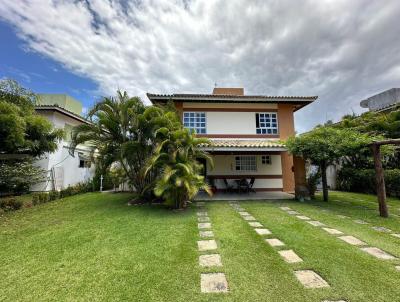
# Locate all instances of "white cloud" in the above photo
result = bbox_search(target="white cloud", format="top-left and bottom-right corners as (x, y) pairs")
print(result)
(1, 0), (400, 132)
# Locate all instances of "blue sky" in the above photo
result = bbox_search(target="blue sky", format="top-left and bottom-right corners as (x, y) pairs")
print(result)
(1, 1), (399, 132)
(0, 21), (99, 111)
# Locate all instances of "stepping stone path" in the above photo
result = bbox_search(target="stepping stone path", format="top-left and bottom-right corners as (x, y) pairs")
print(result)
(199, 230), (214, 238)
(278, 205), (400, 272)
(255, 228), (272, 235)
(198, 240), (218, 251)
(201, 273), (228, 293)
(322, 228), (344, 235)
(296, 215), (311, 220)
(294, 270), (330, 288)
(371, 226), (392, 233)
(287, 210), (300, 215)
(265, 238), (285, 247)
(278, 250), (303, 263)
(360, 247), (397, 260)
(354, 219), (369, 225)
(396, 266), (400, 271)
(306, 220), (325, 227)
(196, 203), (228, 293)
(199, 254), (222, 267)
(198, 222), (212, 229)
(198, 216), (210, 222)
(248, 221), (263, 227)
(236, 204), (330, 291)
(242, 215), (256, 221)
(338, 236), (366, 246)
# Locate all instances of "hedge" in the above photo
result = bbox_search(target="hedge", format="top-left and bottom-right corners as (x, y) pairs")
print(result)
(337, 168), (400, 198)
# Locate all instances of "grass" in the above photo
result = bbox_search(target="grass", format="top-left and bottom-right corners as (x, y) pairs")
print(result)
(0, 191), (399, 301)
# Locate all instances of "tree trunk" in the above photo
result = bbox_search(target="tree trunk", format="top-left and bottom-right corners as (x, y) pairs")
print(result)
(321, 161), (328, 201)
(371, 144), (389, 218)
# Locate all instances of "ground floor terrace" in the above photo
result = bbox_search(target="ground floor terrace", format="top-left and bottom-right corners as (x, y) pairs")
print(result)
(1, 191), (399, 301)
(200, 139), (306, 194)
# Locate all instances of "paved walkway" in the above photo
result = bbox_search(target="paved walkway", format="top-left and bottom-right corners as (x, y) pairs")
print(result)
(196, 202), (229, 293)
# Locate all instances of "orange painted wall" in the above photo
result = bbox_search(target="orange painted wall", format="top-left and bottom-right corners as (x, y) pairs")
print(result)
(278, 104), (296, 192)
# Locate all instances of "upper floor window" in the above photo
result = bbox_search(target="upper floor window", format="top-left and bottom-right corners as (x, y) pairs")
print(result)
(256, 113), (278, 135)
(183, 112), (206, 134)
(235, 156), (257, 171)
(261, 155), (271, 165)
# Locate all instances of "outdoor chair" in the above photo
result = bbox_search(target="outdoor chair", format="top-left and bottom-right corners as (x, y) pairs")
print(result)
(223, 178), (235, 193)
(248, 178), (256, 193)
(237, 178), (250, 194)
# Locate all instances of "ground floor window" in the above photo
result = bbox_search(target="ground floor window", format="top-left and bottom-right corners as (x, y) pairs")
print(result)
(235, 156), (257, 171)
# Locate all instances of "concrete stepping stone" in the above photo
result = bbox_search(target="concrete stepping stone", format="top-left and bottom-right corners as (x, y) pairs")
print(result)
(197, 240), (218, 251)
(248, 221), (263, 227)
(287, 210), (300, 215)
(266, 238), (285, 247)
(238, 211), (250, 216)
(255, 228), (272, 235)
(391, 233), (400, 239)
(322, 228), (344, 235)
(294, 270), (330, 288)
(199, 254), (222, 267)
(338, 235), (367, 246)
(360, 247), (397, 260)
(197, 212), (208, 217)
(243, 215), (256, 221)
(198, 222), (212, 229)
(200, 273), (228, 293)
(279, 207), (292, 211)
(337, 215), (350, 219)
(199, 230), (214, 238)
(198, 216), (210, 222)
(278, 250), (303, 263)
(296, 215), (311, 220)
(371, 226), (392, 233)
(307, 220), (325, 227)
(396, 266), (400, 271)
(354, 219), (369, 224)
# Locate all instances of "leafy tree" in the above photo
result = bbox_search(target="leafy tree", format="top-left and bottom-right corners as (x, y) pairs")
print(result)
(146, 110), (213, 209)
(0, 79), (63, 194)
(286, 127), (374, 201)
(0, 79), (64, 157)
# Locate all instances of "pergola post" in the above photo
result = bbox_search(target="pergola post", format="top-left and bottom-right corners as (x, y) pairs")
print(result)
(371, 143), (388, 218)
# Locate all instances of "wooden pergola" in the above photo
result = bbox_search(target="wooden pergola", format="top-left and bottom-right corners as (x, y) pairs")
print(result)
(370, 138), (400, 218)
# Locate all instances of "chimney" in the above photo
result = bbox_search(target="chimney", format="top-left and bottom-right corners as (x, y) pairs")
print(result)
(212, 87), (244, 95)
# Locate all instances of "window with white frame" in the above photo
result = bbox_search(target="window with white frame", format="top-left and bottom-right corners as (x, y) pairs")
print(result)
(183, 112), (206, 134)
(261, 155), (271, 165)
(255, 112), (278, 134)
(235, 156), (257, 171)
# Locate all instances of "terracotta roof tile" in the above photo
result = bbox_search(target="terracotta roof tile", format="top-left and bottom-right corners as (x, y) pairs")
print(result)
(200, 139), (285, 149)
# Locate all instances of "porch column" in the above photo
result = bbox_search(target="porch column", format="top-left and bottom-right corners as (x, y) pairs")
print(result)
(281, 151), (295, 192)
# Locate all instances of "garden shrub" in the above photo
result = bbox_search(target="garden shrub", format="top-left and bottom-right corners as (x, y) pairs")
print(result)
(48, 190), (59, 201)
(0, 197), (23, 211)
(337, 168), (400, 198)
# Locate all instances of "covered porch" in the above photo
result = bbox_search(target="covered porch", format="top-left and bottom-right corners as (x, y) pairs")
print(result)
(194, 190), (294, 201)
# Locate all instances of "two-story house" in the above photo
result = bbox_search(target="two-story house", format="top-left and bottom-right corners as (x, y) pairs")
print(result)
(31, 94), (95, 191)
(147, 88), (317, 194)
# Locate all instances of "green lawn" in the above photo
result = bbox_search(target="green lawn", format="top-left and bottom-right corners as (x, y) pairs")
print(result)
(0, 191), (399, 301)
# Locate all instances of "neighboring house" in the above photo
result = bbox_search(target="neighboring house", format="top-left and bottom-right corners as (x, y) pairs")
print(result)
(147, 87), (317, 193)
(31, 94), (95, 191)
(360, 88), (400, 112)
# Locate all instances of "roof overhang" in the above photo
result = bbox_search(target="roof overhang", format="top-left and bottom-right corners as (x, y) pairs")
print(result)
(35, 105), (91, 124)
(199, 146), (287, 152)
(147, 93), (317, 111)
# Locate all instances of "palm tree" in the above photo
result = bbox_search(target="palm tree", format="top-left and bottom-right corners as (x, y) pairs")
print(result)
(147, 119), (214, 209)
(70, 91), (156, 200)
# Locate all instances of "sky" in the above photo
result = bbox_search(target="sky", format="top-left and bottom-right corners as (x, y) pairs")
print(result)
(1, 0), (400, 133)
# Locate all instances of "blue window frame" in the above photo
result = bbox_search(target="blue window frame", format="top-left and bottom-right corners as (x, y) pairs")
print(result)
(183, 112), (206, 134)
(255, 112), (278, 134)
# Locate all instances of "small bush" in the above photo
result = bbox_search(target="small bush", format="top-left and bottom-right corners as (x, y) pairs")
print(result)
(49, 191), (59, 201)
(0, 198), (23, 211)
(32, 193), (40, 205)
(337, 168), (400, 198)
(32, 192), (50, 205)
